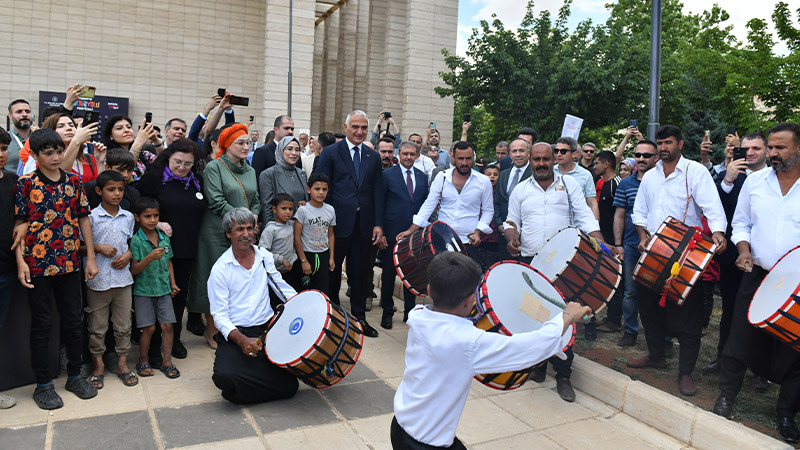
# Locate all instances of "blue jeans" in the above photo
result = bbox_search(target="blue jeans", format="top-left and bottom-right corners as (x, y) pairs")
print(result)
(622, 245), (640, 335)
(0, 271), (15, 330)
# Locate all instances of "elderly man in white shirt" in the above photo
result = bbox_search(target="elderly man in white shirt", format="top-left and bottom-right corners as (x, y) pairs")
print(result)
(500, 141), (604, 403)
(208, 207), (299, 404)
(398, 141), (493, 265)
(627, 125), (727, 398)
(713, 123), (800, 442)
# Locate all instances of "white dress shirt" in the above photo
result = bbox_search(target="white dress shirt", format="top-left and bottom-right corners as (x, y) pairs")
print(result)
(400, 165), (417, 193)
(632, 156), (727, 234)
(208, 245), (297, 340)
(413, 155), (436, 182)
(505, 174), (600, 257)
(731, 168), (800, 270)
(394, 305), (565, 447)
(412, 168), (494, 243)
(506, 162), (529, 194)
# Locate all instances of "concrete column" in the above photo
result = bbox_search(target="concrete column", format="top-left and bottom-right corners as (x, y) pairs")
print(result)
(311, 20), (325, 135)
(383, 0), (407, 132)
(364, 0), (388, 121)
(323, 10), (341, 132)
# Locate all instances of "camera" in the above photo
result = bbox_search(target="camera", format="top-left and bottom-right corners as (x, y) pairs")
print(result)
(383, 111), (391, 119)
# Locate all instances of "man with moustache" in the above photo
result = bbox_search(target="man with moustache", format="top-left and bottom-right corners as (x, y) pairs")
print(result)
(6, 99), (33, 171)
(208, 208), (299, 404)
(502, 142), (603, 402)
(713, 123), (800, 443)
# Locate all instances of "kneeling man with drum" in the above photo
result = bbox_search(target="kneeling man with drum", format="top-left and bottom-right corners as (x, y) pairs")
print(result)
(208, 207), (300, 404)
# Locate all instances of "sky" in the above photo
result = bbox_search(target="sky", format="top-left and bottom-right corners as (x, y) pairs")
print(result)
(457, 0), (795, 57)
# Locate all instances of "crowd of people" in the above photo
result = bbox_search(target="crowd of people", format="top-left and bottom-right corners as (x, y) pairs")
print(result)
(2, 86), (800, 446)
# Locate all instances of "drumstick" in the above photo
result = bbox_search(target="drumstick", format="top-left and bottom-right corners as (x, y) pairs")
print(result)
(522, 272), (591, 323)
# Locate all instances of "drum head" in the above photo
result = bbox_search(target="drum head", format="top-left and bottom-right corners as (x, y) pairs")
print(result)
(750, 247), (800, 324)
(266, 290), (330, 365)
(429, 221), (464, 253)
(482, 261), (573, 349)
(530, 227), (580, 280)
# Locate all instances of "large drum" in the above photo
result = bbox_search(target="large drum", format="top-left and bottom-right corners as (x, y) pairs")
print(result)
(468, 261), (575, 390)
(265, 290), (364, 388)
(393, 221), (465, 296)
(530, 226), (622, 313)
(633, 217), (716, 306)
(749, 246), (800, 352)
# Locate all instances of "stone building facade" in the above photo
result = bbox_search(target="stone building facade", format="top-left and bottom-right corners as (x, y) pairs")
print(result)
(2, 0), (457, 143)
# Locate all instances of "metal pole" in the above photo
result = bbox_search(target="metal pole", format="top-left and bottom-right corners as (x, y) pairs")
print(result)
(647, 0), (662, 140)
(288, 0), (293, 116)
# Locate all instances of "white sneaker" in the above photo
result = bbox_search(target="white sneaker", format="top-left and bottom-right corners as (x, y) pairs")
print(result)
(0, 392), (16, 409)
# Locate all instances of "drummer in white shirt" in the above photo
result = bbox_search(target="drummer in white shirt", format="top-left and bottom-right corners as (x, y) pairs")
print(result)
(628, 125), (727, 398)
(392, 252), (591, 449)
(501, 141), (605, 402)
(713, 122), (800, 443)
(207, 207), (299, 404)
(397, 141), (494, 265)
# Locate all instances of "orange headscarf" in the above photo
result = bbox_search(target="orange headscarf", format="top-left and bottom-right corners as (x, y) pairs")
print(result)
(216, 123), (248, 159)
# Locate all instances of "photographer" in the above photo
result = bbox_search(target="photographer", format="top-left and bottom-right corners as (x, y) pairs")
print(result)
(370, 111), (401, 150)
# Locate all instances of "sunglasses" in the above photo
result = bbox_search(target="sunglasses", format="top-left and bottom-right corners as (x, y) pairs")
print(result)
(582, 149), (595, 154)
(634, 152), (656, 158)
(554, 149), (571, 155)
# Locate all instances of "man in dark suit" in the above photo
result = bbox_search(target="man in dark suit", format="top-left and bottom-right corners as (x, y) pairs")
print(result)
(703, 133), (768, 374)
(498, 128), (537, 171)
(314, 110), (385, 337)
(380, 141), (429, 329)
(251, 115), (297, 182)
(494, 138), (531, 259)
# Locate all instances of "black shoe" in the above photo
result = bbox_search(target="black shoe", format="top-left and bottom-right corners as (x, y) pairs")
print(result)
(380, 314), (393, 330)
(65, 377), (98, 400)
(365, 290), (377, 299)
(750, 375), (769, 392)
(664, 340), (674, 359)
(617, 332), (637, 347)
(33, 384), (63, 410)
(712, 395), (734, 419)
(186, 319), (206, 337)
(346, 287), (352, 297)
(403, 311), (409, 323)
(701, 359), (720, 375)
(531, 365), (547, 383)
(779, 416), (800, 443)
(584, 323), (597, 341)
(595, 321), (621, 333)
(172, 341), (188, 359)
(359, 320), (379, 338)
(556, 376), (576, 402)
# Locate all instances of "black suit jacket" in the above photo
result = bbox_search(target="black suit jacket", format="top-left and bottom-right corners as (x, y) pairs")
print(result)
(714, 170), (747, 265)
(382, 165), (429, 241)
(314, 140), (384, 239)
(494, 165), (531, 225)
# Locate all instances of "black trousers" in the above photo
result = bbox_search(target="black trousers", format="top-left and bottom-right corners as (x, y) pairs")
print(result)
(381, 244), (417, 315)
(292, 250), (330, 296)
(638, 279), (704, 376)
(212, 328), (299, 404)
(719, 266), (800, 417)
(390, 416), (466, 450)
(716, 262), (742, 358)
(329, 213), (371, 321)
(537, 348), (574, 379)
(30, 271), (84, 384)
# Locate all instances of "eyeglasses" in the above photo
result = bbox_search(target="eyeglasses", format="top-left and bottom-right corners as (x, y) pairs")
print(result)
(634, 152), (656, 159)
(171, 159), (194, 168)
(554, 149), (571, 155)
(233, 139), (249, 147)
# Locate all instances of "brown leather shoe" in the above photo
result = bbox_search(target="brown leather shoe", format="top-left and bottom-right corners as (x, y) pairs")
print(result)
(679, 375), (697, 396)
(626, 356), (666, 369)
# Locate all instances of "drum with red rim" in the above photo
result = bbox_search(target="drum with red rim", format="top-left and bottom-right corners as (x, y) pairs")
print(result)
(393, 221), (465, 296)
(749, 246), (800, 352)
(265, 290), (364, 388)
(468, 261), (575, 390)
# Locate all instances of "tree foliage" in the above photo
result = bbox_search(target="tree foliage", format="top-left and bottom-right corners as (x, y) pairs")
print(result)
(439, 0), (800, 161)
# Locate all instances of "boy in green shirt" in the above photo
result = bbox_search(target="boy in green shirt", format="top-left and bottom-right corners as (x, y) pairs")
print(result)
(130, 197), (180, 379)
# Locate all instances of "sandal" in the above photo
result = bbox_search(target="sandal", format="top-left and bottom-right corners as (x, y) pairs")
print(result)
(87, 374), (104, 389)
(160, 364), (180, 379)
(136, 363), (154, 377)
(117, 371), (139, 387)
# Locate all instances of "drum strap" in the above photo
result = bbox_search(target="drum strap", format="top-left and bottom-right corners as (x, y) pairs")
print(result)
(262, 259), (289, 303)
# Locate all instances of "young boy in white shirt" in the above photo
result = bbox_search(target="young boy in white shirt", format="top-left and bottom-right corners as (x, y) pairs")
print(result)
(392, 252), (590, 448)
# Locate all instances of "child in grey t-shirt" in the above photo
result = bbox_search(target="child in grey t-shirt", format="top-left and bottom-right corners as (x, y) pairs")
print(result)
(259, 193), (299, 287)
(293, 173), (336, 295)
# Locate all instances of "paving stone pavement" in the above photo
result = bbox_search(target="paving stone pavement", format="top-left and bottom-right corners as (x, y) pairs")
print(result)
(0, 281), (768, 449)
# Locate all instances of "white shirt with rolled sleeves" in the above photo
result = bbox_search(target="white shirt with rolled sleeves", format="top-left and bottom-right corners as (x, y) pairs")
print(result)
(394, 305), (565, 447)
(412, 167), (494, 243)
(505, 174), (600, 258)
(208, 245), (297, 340)
(632, 156), (727, 235)
(731, 168), (800, 270)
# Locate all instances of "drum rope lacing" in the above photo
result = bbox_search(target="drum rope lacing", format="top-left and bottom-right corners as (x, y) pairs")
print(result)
(655, 223), (703, 307)
(323, 302), (352, 378)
